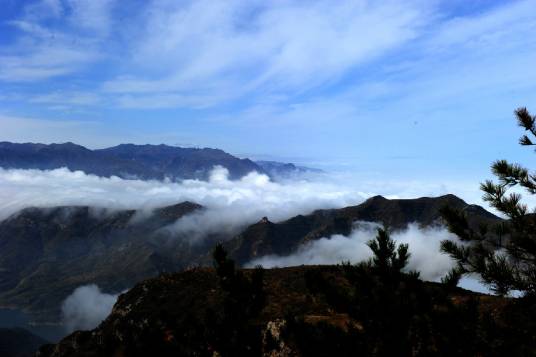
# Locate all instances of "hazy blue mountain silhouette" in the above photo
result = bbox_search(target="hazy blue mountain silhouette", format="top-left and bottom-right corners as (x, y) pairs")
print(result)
(0, 142), (264, 180)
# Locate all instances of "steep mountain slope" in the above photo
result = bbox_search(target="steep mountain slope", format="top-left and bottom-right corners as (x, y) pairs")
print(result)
(0, 202), (206, 322)
(0, 142), (264, 180)
(226, 194), (501, 264)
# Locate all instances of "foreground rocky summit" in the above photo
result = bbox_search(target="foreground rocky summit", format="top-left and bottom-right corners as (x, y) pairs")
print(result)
(38, 266), (536, 357)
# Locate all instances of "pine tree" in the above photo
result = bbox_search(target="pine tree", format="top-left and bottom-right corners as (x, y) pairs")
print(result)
(210, 243), (266, 356)
(367, 227), (411, 278)
(440, 107), (536, 296)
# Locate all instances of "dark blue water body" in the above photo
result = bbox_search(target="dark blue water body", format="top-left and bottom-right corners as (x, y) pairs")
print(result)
(0, 308), (67, 342)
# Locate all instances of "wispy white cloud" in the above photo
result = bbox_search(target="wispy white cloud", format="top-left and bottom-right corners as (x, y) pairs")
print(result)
(0, 0), (115, 82)
(23, 0), (64, 21)
(0, 47), (97, 82)
(0, 114), (101, 144)
(65, 0), (116, 34)
(30, 91), (101, 106)
(101, 0), (431, 107)
(115, 93), (222, 110)
(429, 0), (536, 54)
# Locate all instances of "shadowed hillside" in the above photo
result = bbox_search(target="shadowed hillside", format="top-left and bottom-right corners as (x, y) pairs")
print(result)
(37, 266), (536, 356)
(225, 194), (500, 264)
(0, 202), (206, 322)
(0, 195), (500, 323)
(0, 328), (48, 357)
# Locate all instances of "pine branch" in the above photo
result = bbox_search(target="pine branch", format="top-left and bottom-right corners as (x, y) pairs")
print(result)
(439, 206), (476, 241)
(515, 107), (536, 138)
(441, 267), (464, 288)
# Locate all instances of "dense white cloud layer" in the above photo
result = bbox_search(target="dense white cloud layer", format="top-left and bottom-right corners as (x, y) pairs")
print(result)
(0, 165), (498, 246)
(61, 284), (118, 332)
(0, 166), (498, 294)
(0, 167), (364, 228)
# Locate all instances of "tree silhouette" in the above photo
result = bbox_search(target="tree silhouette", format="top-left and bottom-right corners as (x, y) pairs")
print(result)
(367, 227), (410, 278)
(210, 243), (265, 356)
(440, 107), (536, 296)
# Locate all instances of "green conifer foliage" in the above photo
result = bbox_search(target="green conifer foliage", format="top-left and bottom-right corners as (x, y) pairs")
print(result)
(440, 107), (536, 296)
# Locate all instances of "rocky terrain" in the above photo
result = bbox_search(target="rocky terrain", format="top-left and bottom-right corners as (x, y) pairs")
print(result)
(36, 265), (536, 356)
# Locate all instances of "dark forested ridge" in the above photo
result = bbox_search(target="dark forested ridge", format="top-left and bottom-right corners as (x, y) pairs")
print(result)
(226, 194), (501, 264)
(0, 201), (206, 322)
(0, 194), (499, 324)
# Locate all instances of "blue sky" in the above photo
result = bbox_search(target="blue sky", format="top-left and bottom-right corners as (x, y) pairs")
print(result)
(1, 0), (536, 182)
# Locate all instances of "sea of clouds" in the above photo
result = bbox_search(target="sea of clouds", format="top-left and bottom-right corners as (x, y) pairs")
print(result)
(0, 166), (495, 332)
(0, 166), (364, 228)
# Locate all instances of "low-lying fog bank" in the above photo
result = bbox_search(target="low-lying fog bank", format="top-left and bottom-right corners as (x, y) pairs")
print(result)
(246, 222), (492, 293)
(0, 166), (363, 234)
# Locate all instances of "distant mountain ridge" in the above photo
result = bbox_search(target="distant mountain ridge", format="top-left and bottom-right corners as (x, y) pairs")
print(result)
(0, 142), (265, 180)
(255, 160), (323, 178)
(0, 194), (500, 324)
(225, 194), (501, 264)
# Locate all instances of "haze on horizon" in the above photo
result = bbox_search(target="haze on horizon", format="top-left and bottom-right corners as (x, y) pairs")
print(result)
(1, 0), (536, 186)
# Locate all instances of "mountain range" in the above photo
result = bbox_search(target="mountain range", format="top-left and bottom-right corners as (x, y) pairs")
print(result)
(254, 160), (324, 178)
(0, 142), (317, 181)
(0, 194), (500, 324)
